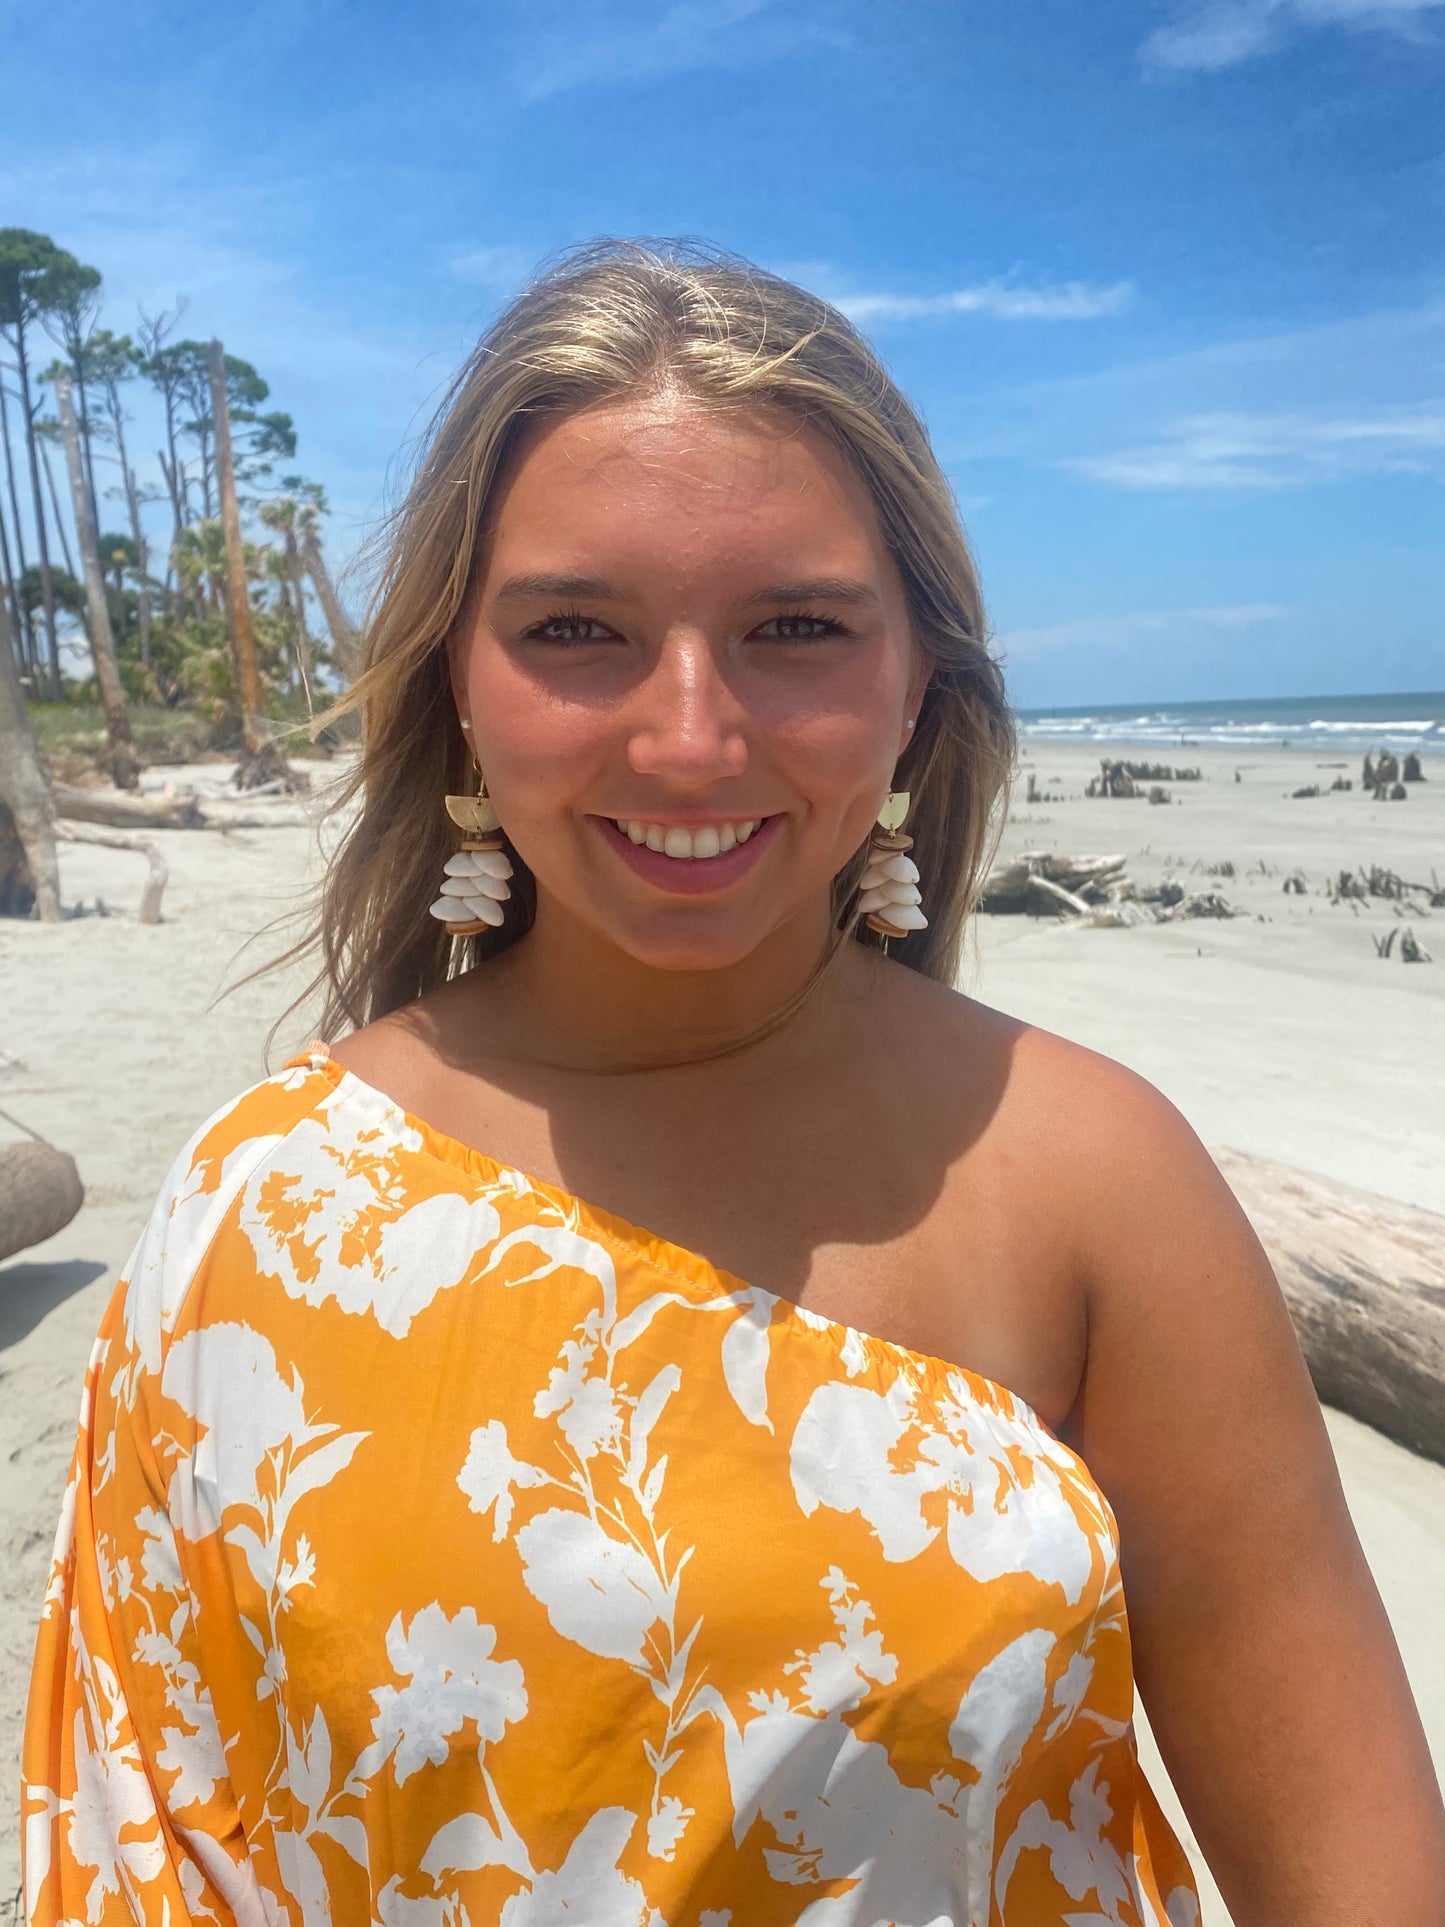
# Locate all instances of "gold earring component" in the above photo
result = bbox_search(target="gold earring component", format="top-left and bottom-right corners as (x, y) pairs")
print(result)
(858, 790), (927, 938)
(429, 767), (513, 935)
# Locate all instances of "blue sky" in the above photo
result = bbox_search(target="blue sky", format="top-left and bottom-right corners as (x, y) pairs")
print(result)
(3, 0), (1441, 707)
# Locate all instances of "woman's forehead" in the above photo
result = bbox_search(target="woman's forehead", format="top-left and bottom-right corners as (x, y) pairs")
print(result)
(488, 395), (887, 556)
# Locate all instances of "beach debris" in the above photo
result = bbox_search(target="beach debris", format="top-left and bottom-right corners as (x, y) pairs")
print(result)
(1024, 773), (1065, 804)
(1330, 775), (1352, 792)
(55, 782), (206, 832)
(0, 1109), (84, 1265)
(1403, 752), (1425, 782)
(980, 853), (1239, 925)
(1214, 1146), (1445, 1464)
(1283, 872), (1308, 894)
(1202, 859), (1236, 878)
(1147, 785), (1171, 805)
(1389, 781), (1408, 800)
(1400, 928), (1431, 963)
(55, 824), (168, 924)
(1169, 891), (1238, 920)
(981, 852), (1127, 912)
(1291, 784), (1321, 799)
(1085, 758), (1200, 799)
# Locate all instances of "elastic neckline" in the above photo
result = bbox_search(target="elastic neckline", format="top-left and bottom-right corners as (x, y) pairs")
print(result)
(288, 1041), (1061, 1440)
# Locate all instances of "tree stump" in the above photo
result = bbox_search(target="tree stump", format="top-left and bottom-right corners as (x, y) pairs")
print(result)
(0, 1139), (85, 1263)
(0, 802), (37, 917)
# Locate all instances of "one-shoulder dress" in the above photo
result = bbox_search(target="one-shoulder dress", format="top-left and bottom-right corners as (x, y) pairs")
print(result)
(23, 1046), (1200, 1927)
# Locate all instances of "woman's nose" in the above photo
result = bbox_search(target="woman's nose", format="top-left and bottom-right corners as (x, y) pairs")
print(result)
(626, 632), (749, 785)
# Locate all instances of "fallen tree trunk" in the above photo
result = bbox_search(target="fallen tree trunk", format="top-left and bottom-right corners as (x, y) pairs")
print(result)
(1214, 1147), (1445, 1463)
(56, 823), (168, 923)
(54, 784), (206, 831)
(0, 1136), (85, 1263)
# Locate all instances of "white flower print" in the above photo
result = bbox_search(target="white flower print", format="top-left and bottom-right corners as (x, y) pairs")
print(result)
(458, 1421), (551, 1542)
(358, 1606), (527, 1786)
(791, 1369), (1096, 1604)
(646, 1794), (693, 1862)
(514, 1509), (668, 1667)
(239, 1086), (503, 1339)
(784, 1569), (898, 1717)
(64, 1703), (167, 1922)
(498, 1808), (658, 1927)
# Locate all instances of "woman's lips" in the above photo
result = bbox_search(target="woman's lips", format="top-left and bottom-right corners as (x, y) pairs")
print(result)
(592, 814), (784, 895)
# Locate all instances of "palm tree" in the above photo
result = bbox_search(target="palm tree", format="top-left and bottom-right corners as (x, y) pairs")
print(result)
(0, 230), (99, 698)
(276, 478), (359, 682)
(55, 369), (137, 786)
(257, 496), (314, 690)
(89, 329), (154, 667)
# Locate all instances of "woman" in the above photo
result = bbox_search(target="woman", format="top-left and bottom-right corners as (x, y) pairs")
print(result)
(23, 242), (1444, 1927)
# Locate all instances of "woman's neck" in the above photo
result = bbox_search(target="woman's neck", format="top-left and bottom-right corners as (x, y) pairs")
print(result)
(483, 890), (848, 1071)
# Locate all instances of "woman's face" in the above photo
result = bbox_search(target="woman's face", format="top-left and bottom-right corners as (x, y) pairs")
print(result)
(452, 392), (928, 972)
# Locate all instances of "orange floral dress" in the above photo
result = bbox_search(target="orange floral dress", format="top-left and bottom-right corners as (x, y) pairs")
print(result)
(23, 1047), (1200, 1927)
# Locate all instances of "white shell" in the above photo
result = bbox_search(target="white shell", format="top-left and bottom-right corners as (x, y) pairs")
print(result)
(460, 895), (506, 927)
(883, 881), (923, 906)
(429, 896), (476, 922)
(874, 904), (928, 932)
(444, 849), (513, 880)
(857, 887), (893, 915)
(877, 853), (918, 883)
(443, 872), (509, 901)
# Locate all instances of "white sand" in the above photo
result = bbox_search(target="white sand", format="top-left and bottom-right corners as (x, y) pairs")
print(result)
(1, 744), (1441, 1920)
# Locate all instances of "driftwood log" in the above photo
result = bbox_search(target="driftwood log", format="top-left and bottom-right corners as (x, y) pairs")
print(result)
(55, 783), (206, 831)
(56, 822), (168, 923)
(1216, 1147), (1445, 1463)
(0, 1138), (85, 1264)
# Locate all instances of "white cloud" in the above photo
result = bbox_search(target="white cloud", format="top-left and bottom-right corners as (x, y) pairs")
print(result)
(834, 279), (1134, 324)
(509, 0), (847, 101)
(1142, 0), (1444, 72)
(1070, 405), (1445, 489)
(998, 603), (1290, 660)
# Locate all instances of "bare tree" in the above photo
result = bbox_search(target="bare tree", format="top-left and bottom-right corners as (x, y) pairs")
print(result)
(208, 338), (297, 788)
(56, 371), (138, 788)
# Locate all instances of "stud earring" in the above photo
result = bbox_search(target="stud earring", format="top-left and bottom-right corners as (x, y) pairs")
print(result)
(858, 790), (927, 938)
(429, 760), (513, 935)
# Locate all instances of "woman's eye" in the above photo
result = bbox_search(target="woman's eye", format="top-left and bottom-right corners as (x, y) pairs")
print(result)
(754, 613), (847, 643)
(525, 613), (616, 645)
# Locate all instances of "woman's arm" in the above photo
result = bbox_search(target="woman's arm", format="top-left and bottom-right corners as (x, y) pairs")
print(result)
(1060, 1054), (1445, 1925)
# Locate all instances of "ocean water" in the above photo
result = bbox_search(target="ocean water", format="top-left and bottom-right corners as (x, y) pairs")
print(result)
(1013, 691), (1445, 755)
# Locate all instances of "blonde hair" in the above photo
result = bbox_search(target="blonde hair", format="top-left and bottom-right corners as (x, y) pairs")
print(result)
(293, 239), (1014, 1038)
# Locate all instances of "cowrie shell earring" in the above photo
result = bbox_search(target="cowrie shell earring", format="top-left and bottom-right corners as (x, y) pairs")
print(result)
(429, 751), (513, 935)
(858, 789), (927, 938)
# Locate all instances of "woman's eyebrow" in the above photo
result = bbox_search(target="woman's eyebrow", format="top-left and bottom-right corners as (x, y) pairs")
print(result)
(491, 571), (623, 602)
(746, 578), (882, 608)
(489, 572), (883, 609)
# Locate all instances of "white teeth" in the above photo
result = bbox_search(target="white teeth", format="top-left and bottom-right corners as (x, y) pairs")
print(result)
(616, 817), (768, 859)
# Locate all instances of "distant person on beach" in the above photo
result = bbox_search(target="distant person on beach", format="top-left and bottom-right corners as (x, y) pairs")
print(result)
(22, 242), (1445, 1926)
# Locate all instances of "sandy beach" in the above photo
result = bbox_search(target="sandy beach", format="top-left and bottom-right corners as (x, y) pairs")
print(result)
(2, 740), (1442, 1922)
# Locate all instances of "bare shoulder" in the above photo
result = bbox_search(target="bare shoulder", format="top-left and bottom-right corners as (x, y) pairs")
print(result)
(868, 955), (1218, 1211)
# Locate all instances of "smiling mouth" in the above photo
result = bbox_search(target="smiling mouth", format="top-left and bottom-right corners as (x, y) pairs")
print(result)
(612, 817), (763, 860)
(592, 812), (784, 893)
